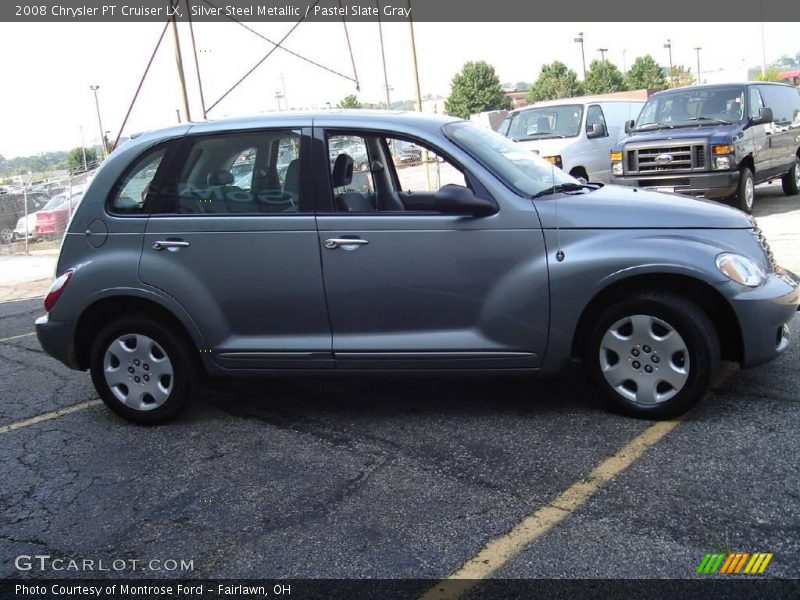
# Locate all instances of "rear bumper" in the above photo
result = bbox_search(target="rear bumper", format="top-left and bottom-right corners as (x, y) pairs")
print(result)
(718, 267), (800, 369)
(611, 170), (739, 199)
(35, 314), (82, 370)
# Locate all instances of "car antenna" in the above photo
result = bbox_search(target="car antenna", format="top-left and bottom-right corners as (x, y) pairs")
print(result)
(552, 162), (565, 262)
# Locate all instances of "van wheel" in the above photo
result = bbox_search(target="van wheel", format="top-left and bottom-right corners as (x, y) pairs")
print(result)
(585, 292), (720, 419)
(90, 315), (198, 424)
(0, 226), (13, 244)
(732, 167), (755, 213)
(782, 156), (800, 196)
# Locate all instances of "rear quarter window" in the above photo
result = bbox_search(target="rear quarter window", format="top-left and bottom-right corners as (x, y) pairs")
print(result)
(109, 144), (172, 214)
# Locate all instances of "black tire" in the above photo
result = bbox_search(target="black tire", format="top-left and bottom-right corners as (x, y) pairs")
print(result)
(0, 226), (13, 245)
(585, 292), (720, 419)
(90, 315), (198, 424)
(781, 156), (800, 196)
(730, 167), (755, 213)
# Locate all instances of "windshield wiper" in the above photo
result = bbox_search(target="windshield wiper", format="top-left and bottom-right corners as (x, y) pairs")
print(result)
(634, 122), (674, 131)
(532, 182), (594, 199)
(520, 133), (567, 140)
(685, 116), (732, 125)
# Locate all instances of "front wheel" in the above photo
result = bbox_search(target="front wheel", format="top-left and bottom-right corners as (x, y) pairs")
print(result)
(732, 167), (755, 213)
(90, 315), (198, 424)
(782, 156), (800, 196)
(0, 226), (13, 244)
(585, 292), (720, 419)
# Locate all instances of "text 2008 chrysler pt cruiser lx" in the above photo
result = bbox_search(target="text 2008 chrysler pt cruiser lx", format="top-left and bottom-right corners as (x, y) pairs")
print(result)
(36, 111), (799, 423)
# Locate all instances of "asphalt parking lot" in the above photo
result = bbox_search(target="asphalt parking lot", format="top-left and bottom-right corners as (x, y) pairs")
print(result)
(1, 185), (799, 588)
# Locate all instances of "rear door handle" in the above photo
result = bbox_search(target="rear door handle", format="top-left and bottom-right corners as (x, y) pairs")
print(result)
(152, 240), (190, 251)
(324, 238), (368, 250)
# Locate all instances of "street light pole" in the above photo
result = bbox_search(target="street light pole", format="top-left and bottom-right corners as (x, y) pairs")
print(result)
(598, 48), (608, 62)
(78, 126), (87, 170)
(89, 85), (107, 158)
(694, 47), (702, 84)
(574, 32), (586, 80)
(664, 39), (673, 85)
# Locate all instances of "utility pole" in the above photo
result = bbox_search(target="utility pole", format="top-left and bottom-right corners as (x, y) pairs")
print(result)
(89, 85), (107, 158)
(760, 21), (767, 75)
(376, 0), (391, 108)
(170, 0), (191, 123)
(574, 32), (586, 80)
(664, 39), (674, 85)
(694, 47), (702, 84)
(78, 126), (87, 170)
(407, 0), (423, 112)
(280, 73), (288, 109)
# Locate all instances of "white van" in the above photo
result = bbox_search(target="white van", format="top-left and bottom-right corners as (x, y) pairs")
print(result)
(498, 98), (645, 183)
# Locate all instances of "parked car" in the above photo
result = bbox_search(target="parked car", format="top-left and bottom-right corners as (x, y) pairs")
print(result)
(610, 82), (800, 212)
(14, 212), (39, 241)
(0, 191), (48, 244)
(34, 190), (85, 238)
(35, 111), (799, 424)
(498, 98), (645, 183)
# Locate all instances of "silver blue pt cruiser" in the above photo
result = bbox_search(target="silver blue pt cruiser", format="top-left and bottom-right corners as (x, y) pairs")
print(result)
(35, 111), (799, 423)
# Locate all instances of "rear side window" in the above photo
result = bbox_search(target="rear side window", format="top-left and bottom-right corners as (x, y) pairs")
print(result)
(176, 130), (304, 214)
(110, 147), (168, 214)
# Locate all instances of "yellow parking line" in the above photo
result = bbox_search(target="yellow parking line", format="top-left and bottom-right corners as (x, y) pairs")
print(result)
(419, 419), (682, 600)
(0, 332), (36, 343)
(0, 400), (102, 435)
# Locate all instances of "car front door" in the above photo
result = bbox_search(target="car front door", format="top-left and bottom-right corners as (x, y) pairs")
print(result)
(139, 125), (333, 370)
(584, 104), (612, 183)
(747, 86), (773, 177)
(313, 126), (549, 370)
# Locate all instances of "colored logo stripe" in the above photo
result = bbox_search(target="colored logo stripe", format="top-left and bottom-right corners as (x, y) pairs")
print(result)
(697, 552), (773, 574)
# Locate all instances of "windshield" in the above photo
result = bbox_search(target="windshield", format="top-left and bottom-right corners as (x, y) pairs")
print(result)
(636, 86), (745, 130)
(503, 104), (583, 141)
(444, 121), (579, 197)
(42, 194), (67, 210)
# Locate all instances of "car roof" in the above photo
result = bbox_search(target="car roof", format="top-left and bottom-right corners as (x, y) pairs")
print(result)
(511, 97), (644, 113)
(649, 81), (794, 97)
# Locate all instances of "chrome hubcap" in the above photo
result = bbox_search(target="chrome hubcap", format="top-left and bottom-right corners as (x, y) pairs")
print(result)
(103, 334), (173, 411)
(794, 163), (799, 184)
(599, 314), (690, 405)
(744, 177), (754, 209)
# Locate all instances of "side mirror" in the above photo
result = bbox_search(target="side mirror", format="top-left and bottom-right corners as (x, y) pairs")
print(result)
(435, 185), (497, 217)
(624, 119), (635, 134)
(586, 123), (606, 138)
(751, 107), (773, 125)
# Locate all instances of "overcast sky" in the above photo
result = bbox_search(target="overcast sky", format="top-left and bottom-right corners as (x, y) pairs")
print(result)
(0, 21), (797, 158)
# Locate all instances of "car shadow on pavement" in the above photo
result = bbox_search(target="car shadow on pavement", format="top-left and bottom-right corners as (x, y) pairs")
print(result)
(752, 184), (799, 218)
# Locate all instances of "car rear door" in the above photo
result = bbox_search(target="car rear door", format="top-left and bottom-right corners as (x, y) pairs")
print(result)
(313, 124), (549, 370)
(139, 124), (333, 371)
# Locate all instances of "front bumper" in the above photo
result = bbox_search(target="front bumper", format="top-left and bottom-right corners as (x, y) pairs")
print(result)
(35, 314), (82, 370)
(718, 267), (800, 369)
(611, 170), (739, 199)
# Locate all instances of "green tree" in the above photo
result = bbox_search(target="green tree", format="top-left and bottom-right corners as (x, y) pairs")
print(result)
(337, 94), (363, 109)
(444, 61), (511, 118)
(626, 55), (667, 90)
(666, 65), (695, 88)
(66, 147), (97, 172)
(584, 60), (627, 94)
(526, 61), (583, 102)
(755, 67), (783, 82)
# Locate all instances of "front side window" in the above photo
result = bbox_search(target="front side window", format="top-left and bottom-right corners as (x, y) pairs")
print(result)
(387, 137), (466, 193)
(748, 87), (765, 119)
(111, 147), (167, 213)
(504, 105), (583, 141)
(586, 105), (607, 135)
(176, 130), (303, 214)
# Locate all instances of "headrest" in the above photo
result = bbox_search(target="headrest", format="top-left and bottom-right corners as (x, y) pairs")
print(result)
(331, 153), (354, 188)
(207, 170), (234, 186)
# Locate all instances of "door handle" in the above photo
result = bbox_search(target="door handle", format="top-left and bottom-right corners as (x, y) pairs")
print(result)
(324, 238), (368, 250)
(152, 240), (190, 251)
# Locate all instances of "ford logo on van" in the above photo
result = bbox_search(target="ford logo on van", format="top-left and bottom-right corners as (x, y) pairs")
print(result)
(655, 153), (674, 164)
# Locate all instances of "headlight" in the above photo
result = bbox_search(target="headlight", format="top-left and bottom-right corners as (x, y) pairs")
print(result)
(16, 216), (26, 228)
(543, 155), (563, 169)
(612, 162), (623, 176)
(713, 156), (731, 170)
(716, 253), (766, 287)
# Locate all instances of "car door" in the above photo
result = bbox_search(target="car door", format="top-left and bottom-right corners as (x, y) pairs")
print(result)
(747, 86), (773, 177)
(758, 84), (800, 176)
(139, 126), (333, 370)
(583, 104), (612, 183)
(313, 125), (549, 370)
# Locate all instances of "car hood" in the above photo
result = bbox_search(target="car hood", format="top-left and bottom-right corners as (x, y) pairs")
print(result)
(622, 124), (738, 145)
(514, 137), (575, 156)
(533, 185), (753, 229)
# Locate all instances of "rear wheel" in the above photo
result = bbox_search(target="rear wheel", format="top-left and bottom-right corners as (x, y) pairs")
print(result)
(782, 156), (800, 196)
(585, 292), (720, 419)
(90, 315), (198, 424)
(0, 226), (13, 244)
(731, 167), (755, 213)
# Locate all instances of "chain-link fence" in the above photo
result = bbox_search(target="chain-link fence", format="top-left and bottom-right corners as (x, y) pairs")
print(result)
(0, 168), (97, 255)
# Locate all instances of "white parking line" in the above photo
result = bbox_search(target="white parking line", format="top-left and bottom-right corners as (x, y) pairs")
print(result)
(0, 331), (36, 343)
(0, 399), (102, 435)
